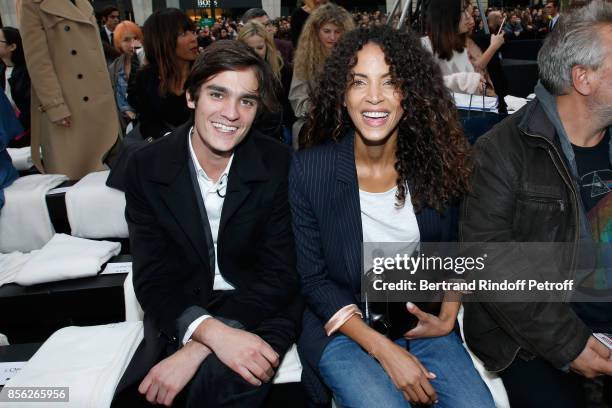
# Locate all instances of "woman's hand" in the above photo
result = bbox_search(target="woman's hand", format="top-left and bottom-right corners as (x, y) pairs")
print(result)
(53, 116), (71, 128)
(490, 32), (505, 50)
(404, 302), (457, 339)
(372, 339), (438, 405)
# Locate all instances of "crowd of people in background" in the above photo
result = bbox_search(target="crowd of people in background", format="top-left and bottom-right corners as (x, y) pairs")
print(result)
(0, 0), (570, 165)
(2, 1), (612, 407)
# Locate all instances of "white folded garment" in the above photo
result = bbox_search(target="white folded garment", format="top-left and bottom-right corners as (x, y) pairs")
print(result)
(0, 174), (68, 253)
(7, 147), (33, 171)
(65, 170), (129, 239)
(0, 322), (143, 408)
(504, 95), (530, 113)
(15, 234), (121, 286)
(273, 344), (302, 384)
(454, 92), (499, 112)
(123, 268), (144, 322)
(0, 251), (35, 287)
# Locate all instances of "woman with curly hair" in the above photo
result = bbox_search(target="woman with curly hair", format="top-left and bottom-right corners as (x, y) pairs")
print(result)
(289, 26), (495, 407)
(289, 3), (355, 148)
(290, 0), (328, 46)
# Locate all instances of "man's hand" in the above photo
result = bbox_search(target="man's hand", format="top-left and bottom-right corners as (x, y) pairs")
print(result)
(372, 339), (438, 405)
(570, 336), (612, 379)
(138, 340), (211, 406)
(195, 318), (279, 386)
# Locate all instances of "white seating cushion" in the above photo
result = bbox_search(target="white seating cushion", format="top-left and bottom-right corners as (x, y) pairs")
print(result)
(0, 322), (143, 408)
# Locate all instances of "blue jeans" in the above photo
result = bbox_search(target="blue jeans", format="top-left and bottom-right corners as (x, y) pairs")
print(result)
(318, 332), (495, 408)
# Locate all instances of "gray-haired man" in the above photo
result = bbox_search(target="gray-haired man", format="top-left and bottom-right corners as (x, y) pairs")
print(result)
(461, 1), (612, 406)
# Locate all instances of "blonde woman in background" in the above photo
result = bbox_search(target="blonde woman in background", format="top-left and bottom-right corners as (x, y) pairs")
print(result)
(238, 21), (284, 81)
(238, 21), (293, 142)
(289, 3), (355, 148)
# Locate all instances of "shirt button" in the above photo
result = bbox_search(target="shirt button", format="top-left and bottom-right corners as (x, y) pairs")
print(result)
(77, 74), (83, 79)
(83, 96), (89, 102)
(64, 25), (71, 32)
(71, 49), (77, 55)
(193, 287), (201, 295)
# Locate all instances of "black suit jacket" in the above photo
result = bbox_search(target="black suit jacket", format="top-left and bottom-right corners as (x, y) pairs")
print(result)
(100, 26), (111, 45)
(118, 121), (301, 390)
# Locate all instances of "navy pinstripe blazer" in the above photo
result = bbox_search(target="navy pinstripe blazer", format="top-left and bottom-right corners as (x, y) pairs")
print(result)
(289, 132), (458, 403)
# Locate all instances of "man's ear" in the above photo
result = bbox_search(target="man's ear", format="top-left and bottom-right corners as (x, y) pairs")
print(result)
(571, 65), (594, 96)
(186, 90), (196, 109)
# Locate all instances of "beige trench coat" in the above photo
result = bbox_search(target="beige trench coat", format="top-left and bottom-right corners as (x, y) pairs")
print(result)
(21, 0), (119, 180)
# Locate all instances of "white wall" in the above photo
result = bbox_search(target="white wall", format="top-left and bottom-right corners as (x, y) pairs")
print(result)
(131, 0), (154, 26)
(262, 0), (281, 19)
(1, 0), (20, 29)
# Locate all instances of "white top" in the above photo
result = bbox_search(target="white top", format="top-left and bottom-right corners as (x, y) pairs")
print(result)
(360, 186), (420, 269)
(4, 66), (15, 108)
(420, 36), (481, 95)
(184, 127), (235, 344)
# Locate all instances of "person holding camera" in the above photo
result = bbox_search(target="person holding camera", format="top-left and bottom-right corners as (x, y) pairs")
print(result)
(289, 26), (495, 408)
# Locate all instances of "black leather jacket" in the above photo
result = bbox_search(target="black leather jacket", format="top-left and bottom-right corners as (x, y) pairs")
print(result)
(460, 99), (592, 372)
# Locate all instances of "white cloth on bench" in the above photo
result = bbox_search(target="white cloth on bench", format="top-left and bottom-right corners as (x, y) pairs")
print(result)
(0, 174), (68, 253)
(65, 170), (129, 239)
(7, 147), (33, 171)
(0, 322), (143, 408)
(0, 251), (35, 287)
(15, 234), (120, 286)
(123, 269), (144, 322)
(458, 307), (510, 408)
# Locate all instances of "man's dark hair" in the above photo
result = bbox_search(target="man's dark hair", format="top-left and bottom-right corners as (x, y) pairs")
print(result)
(100, 5), (120, 19)
(547, 0), (559, 9)
(241, 8), (268, 24)
(186, 40), (280, 116)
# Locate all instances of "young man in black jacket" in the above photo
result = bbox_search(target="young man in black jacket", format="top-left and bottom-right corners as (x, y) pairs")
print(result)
(115, 41), (302, 407)
(461, 2), (612, 406)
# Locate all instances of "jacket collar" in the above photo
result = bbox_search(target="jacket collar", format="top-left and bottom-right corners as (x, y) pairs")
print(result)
(517, 97), (557, 142)
(150, 122), (269, 267)
(149, 121), (268, 186)
(39, 0), (95, 26)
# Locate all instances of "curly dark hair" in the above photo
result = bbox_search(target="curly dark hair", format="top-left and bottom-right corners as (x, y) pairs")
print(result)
(303, 25), (471, 212)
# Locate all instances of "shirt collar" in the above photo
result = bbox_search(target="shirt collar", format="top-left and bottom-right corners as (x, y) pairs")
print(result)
(188, 126), (234, 184)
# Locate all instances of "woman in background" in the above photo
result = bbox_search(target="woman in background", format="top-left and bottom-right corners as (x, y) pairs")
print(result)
(128, 8), (197, 140)
(290, 0), (328, 46)
(422, 0), (487, 95)
(0, 26), (30, 147)
(290, 3), (354, 148)
(108, 21), (143, 135)
(238, 21), (293, 142)
(20, 0), (119, 180)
